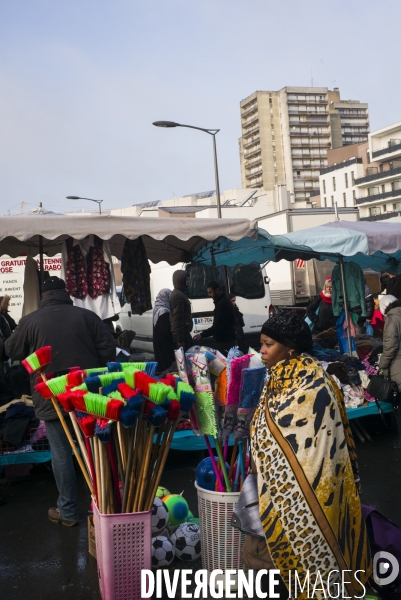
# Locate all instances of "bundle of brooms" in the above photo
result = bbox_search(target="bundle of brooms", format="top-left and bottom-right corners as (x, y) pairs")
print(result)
(23, 348), (195, 514)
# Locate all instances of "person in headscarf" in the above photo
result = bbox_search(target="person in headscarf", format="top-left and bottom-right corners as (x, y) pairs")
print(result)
(152, 288), (175, 372)
(169, 270), (193, 351)
(379, 294), (401, 449)
(306, 275), (337, 333)
(249, 312), (371, 599)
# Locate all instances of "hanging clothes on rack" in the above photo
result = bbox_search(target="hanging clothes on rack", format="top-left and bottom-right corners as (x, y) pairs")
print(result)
(121, 238), (152, 315)
(22, 256), (41, 317)
(332, 261), (366, 317)
(61, 236), (119, 321)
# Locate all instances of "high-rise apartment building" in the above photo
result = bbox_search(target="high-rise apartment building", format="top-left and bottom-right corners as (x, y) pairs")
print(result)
(239, 86), (369, 204)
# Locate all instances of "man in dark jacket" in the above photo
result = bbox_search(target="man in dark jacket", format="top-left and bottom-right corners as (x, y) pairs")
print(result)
(5, 276), (116, 526)
(169, 270), (193, 350)
(194, 281), (236, 353)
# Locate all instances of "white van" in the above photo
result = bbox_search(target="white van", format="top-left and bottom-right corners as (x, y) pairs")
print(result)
(116, 261), (273, 353)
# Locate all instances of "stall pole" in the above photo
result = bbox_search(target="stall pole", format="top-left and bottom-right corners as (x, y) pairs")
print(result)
(39, 235), (44, 289)
(338, 255), (353, 355)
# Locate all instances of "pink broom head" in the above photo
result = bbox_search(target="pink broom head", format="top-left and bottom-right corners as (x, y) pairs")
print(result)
(167, 399), (181, 420)
(77, 414), (96, 437)
(160, 374), (177, 389)
(70, 390), (88, 412)
(56, 392), (74, 412)
(226, 355), (251, 406)
(144, 399), (156, 419)
(69, 366), (81, 373)
(35, 372), (55, 384)
(66, 370), (85, 387)
(22, 346), (52, 374)
(96, 418), (110, 430)
(117, 382), (137, 399)
(34, 381), (53, 399)
(105, 399), (124, 421)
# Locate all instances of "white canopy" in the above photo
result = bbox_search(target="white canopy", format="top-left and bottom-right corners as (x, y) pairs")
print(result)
(0, 213), (258, 264)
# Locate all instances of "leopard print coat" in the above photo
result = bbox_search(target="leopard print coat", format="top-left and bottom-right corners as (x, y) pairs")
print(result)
(251, 355), (371, 599)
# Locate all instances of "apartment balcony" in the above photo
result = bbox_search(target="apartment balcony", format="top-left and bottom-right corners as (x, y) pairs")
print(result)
(356, 186), (401, 205)
(243, 112), (259, 127)
(287, 98), (327, 105)
(247, 177), (263, 188)
(320, 157), (362, 176)
(372, 141), (401, 160)
(288, 109), (328, 117)
(245, 156), (262, 169)
(245, 167), (263, 179)
(242, 124), (259, 138)
(241, 103), (258, 119)
(244, 146), (261, 158)
(243, 135), (260, 149)
(355, 165), (401, 186)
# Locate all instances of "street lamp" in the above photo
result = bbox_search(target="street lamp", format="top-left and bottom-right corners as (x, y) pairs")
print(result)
(153, 121), (222, 218)
(66, 196), (104, 215)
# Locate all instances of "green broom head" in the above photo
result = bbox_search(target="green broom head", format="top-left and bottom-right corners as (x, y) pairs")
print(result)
(148, 382), (177, 404)
(122, 362), (146, 371)
(194, 392), (218, 437)
(85, 367), (108, 376)
(101, 379), (125, 396)
(83, 393), (110, 418)
(22, 346), (52, 374)
(176, 381), (195, 412)
(45, 375), (69, 397)
(71, 383), (88, 392)
(122, 366), (140, 388)
(107, 390), (124, 401)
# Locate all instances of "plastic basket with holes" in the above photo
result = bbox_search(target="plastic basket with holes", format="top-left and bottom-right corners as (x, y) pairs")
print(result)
(195, 483), (246, 591)
(92, 500), (151, 600)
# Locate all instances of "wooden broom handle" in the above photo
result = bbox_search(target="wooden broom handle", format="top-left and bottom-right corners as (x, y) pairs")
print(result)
(41, 372), (94, 495)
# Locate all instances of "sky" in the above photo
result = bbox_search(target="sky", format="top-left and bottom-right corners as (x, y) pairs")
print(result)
(1, 0), (401, 215)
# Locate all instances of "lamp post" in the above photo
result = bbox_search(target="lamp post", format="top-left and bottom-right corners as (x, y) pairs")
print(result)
(66, 196), (103, 215)
(153, 121), (222, 218)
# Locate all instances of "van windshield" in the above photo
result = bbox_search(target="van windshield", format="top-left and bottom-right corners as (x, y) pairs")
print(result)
(186, 262), (265, 300)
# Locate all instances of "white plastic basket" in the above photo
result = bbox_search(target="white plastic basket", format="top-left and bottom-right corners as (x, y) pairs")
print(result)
(92, 499), (151, 600)
(195, 483), (245, 590)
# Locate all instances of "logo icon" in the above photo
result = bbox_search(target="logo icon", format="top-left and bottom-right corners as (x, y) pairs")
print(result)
(373, 551), (399, 586)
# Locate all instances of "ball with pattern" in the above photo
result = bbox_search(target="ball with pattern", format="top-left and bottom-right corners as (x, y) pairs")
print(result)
(151, 497), (169, 533)
(171, 522), (201, 561)
(151, 535), (175, 568)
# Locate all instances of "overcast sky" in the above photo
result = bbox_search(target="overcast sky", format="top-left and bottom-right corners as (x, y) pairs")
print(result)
(1, 0), (400, 214)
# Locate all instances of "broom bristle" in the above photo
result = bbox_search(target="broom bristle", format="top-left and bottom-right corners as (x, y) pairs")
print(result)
(101, 379), (124, 396)
(226, 354), (251, 406)
(70, 391), (88, 412)
(84, 376), (101, 394)
(34, 381), (53, 399)
(107, 361), (122, 372)
(67, 370), (85, 387)
(167, 399), (181, 420)
(105, 399), (124, 421)
(77, 415), (96, 437)
(194, 392), (218, 437)
(57, 392), (74, 412)
(144, 362), (158, 377)
(117, 382), (136, 399)
(95, 419), (112, 443)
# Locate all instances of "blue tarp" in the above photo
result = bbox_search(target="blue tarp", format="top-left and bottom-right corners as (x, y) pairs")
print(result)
(193, 220), (401, 274)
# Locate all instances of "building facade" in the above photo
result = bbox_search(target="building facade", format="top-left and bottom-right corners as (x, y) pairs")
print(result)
(239, 87), (369, 207)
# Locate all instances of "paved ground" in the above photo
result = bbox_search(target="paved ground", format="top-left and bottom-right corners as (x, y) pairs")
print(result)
(0, 414), (400, 600)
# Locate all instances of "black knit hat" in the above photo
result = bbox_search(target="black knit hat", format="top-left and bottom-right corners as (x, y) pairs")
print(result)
(41, 276), (66, 293)
(261, 312), (313, 353)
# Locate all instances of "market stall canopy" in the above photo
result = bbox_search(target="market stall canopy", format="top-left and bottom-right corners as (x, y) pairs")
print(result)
(193, 219), (401, 273)
(0, 213), (258, 264)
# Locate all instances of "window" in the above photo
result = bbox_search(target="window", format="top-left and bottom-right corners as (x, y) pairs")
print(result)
(272, 141), (275, 147)
(382, 185), (385, 194)
(186, 263), (223, 299)
(343, 192), (346, 206)
(345, 173), (348, 188)
(322, 180), (326, 193)
(230, 263), (265, 299)
(332, 177), (336, 191)
(369, 207), (380, 216)
(323, 196), (327, 207)
(353, 190), (356, 203)
(351, 171), (355, 185)
(269, 98), (272, 104)
(331, 195), (334, 205)
(383, 205), (387, 213)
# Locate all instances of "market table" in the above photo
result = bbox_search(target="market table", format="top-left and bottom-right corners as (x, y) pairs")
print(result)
(346, 401), (394, 443)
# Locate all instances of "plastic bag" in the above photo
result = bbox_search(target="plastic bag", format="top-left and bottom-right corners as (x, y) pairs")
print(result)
(365, 323), (374, 336)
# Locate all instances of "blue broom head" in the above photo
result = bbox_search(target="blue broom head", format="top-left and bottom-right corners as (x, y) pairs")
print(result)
(178, 390), (195, 413)
(94, 419), (112, 443)
(148, 404), (167, 427)
(120, 404), (138, 428)
(85, 376), (101, 394)
(145, 362), (158, 377)
(239, 367), (266, 408)
(101, 379), (125, 396)
(127, 395), (144, 412)
(75, 410), (87, 419)
(107, 362), (122, 372)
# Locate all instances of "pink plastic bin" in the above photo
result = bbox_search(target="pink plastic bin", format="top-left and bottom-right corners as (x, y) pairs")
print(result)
(93, 499), (151, 600)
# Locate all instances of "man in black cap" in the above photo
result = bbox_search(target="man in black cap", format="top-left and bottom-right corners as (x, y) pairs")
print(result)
(5, 276), (116, 526)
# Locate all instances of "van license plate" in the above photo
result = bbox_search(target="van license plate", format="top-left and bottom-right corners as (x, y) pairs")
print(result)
(194, 317), (213, 325)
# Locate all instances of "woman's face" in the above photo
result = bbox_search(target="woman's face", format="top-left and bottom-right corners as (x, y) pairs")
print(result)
(260, 334), (293, 369)
(230, 296), (237, 306)
(325, 282), (332, 295)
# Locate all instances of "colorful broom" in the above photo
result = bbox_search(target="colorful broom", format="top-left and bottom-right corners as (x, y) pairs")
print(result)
(23, 347), (94, 495)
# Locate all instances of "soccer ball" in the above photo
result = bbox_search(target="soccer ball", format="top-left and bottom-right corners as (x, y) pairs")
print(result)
(151, 497), (169, 533)
(170, 522), (201, 561)
(151, 535), (175, 568)
(156, 486), (170, 498)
